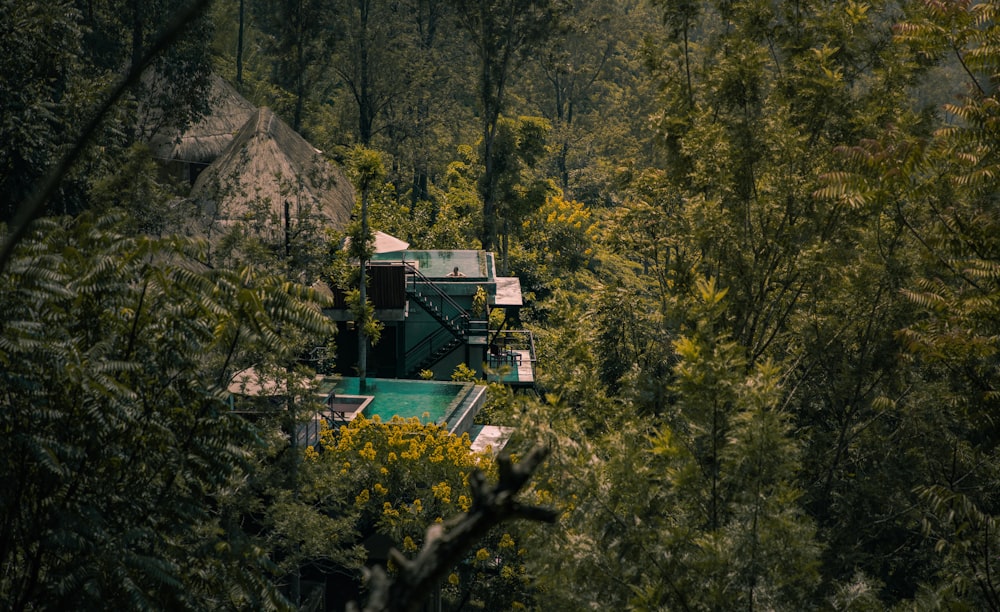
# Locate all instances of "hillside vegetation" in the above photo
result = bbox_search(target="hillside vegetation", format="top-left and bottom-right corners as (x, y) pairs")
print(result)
(3, 0), (1000, 609)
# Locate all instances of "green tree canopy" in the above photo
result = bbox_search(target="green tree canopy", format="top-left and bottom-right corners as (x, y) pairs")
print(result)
(0, 212), (333, 610)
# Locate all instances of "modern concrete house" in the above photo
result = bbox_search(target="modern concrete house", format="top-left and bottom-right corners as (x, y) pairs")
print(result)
(149, 76), (532, 390)
(325, 247), (535, 387)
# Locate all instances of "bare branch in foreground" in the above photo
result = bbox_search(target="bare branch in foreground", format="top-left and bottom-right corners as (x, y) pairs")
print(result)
(0, 0), (213, 274)
(352, 445), (557, 612)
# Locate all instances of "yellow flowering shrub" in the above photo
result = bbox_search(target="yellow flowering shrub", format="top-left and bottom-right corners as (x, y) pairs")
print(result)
(300, 415), (531, 609)
(432, 482), (452, 503)
(521, 194), (598, 272)
(303, 416), (492, 540)
(359, 442), (377, 461)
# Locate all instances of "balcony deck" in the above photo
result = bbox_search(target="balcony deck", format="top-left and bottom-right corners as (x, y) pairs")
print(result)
(486, 349), (535, 386)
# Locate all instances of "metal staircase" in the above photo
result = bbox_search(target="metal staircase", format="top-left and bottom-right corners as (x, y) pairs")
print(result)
(405, 329), (465, 376)
(407, 290), (467, 338)
(399, 262), (485, 377)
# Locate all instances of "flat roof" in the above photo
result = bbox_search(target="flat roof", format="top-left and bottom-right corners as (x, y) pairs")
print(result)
(494, 277), (523, 306)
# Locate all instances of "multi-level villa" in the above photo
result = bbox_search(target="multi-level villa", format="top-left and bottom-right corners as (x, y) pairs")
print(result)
(325, 246), (536, 388)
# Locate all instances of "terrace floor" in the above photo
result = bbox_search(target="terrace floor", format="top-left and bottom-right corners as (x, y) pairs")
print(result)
(486, 349), (534, 386)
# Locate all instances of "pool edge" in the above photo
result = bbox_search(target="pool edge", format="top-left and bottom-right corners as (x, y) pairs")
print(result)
(445, 384), (487, 436)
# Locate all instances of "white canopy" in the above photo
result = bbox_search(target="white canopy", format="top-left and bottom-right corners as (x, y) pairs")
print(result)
(345, 231), (410, 254)
(373, 231), (409, 253)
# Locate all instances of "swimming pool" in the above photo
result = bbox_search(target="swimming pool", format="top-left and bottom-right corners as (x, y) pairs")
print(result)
(371, 249), (487, 279)
(327, 377), (484, 433)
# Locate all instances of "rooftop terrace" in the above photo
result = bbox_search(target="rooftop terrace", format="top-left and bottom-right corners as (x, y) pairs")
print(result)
(370, 249), (489, 279)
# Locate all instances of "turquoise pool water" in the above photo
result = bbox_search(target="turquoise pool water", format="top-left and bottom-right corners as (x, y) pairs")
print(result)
(331, 377), (470, 424)
(371, 250), (486, 279)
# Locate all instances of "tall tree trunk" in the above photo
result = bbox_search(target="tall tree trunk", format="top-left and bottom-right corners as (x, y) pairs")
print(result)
(359, 180), (369, 390)
(292, 0), (305, 132)
(682, 22), (692, 108)
(237, 0), (245, 84)
(481, 134), (497, 252)
(130, 0), (144, 73)
(358, 0), (373, 144)
(294, 48), (305, 132)
(480, 65), (505, 253)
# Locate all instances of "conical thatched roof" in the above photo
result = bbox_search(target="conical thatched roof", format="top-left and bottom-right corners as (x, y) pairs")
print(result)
(189, 107), (355, 239)
(148, 73), (257, 164)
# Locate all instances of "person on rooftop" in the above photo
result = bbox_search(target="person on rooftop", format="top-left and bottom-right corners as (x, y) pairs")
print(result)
(447, 266), (466, 277)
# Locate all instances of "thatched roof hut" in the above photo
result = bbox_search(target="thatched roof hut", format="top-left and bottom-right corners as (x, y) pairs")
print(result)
(188, 107), (355, 243)
(148, 73), (257, 167)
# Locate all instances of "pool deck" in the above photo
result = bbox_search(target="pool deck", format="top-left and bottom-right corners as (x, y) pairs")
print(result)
(468, 425), (515, 455)
(326, 395), (374, 425)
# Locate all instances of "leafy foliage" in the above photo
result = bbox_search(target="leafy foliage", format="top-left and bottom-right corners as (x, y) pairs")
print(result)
(520, 193), (597, 274)
(525, 281), (821, 609)
(448, 0), (568, 252)
(0, 212), (334, 609)
(294, 416), (534, 609)
(14, 0), (1000, 609)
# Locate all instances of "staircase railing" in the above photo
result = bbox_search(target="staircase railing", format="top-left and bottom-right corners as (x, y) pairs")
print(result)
(401, 261), (471, 338)
(387, 261), (478, 375)
(403, 326), (460, 376)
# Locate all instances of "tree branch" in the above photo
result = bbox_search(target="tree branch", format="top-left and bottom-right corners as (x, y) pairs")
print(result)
(0, 0), (214, 274)
(353, 445), (557, 612)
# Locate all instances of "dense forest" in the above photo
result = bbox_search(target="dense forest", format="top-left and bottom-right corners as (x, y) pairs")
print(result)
(3, 0), (1000, 609)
